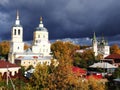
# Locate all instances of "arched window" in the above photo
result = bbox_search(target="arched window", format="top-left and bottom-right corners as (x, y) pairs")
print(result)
(14, 29), (16, 35)
(38, 35), (40, 38)
(18, 29), (20, 35)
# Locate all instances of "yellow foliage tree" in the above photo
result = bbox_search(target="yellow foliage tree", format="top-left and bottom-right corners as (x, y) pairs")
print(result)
(88, 76), (106, 90)
(30, 63), (49, 89)
(51, 41), (80, 60)
(0, 41), (10, 56)
(24, 43), (30, 50)
(110, 44), (120, 54)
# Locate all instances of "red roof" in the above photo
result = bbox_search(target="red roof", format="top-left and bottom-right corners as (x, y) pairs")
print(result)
(0, 60), (20, 68)
(86, 74), (102, 79)
(105, 54), (120, 59)
(72, 66), (86, 75)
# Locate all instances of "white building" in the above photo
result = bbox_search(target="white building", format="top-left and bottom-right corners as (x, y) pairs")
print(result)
(8, 11), (52, 68)
(92, 32), (110, 58)
(0, 60), (20, 76)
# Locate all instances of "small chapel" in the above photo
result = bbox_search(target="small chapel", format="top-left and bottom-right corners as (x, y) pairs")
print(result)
(8, 11), (52, 68)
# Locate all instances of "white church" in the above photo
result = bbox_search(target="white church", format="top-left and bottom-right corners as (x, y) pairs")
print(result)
(92, 32), (110, 58)
(8, 11), (52, 68)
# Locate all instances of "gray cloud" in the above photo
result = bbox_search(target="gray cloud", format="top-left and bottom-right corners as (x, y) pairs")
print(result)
(0, 0), (120, 45)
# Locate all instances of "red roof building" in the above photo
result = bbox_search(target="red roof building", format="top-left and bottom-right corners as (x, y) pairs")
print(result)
(104, 54), (120, 67)
(105, 54), (120, 59)
(0, 60), (21, 77)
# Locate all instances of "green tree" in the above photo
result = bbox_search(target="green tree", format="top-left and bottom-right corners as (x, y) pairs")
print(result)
(113, 67), (120, 78)
(73, 49), (98, 68)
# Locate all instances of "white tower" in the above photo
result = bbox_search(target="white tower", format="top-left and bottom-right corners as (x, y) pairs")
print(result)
(9, 10), (24, 63)
(32, 17), (51, 56)
(92, 32), (98, 56)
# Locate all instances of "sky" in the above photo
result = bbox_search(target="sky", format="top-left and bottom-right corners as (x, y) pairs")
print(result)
(0, 0), (120, 45)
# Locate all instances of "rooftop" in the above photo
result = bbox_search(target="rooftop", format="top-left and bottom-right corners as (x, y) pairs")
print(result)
(105, 54), (120, 59)
(0, 60), (20, 68)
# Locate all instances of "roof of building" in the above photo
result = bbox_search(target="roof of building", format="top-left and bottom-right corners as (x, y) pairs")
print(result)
(72, 66), (86, 75)
(89, 62), (117, 68)
(35, 27), (48, 31)
(16, 55), (52, 60)
(105, 54), (120, 59)
(0, 60), (20, 68)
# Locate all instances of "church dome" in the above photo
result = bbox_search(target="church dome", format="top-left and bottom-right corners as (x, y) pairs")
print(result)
(35, 17), (48, 32)
(35, 26), (48, 31)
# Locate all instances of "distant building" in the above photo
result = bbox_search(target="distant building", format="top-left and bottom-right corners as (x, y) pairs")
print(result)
(8, 11), (52, 68)
(92, 32), (110, 58)
(0, 60), (20, 76)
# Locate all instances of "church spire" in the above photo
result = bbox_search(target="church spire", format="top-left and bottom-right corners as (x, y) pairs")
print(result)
(93, 32), (97, 41)
(16, 10), (19, 20)
(15, 10), (20, 25)
(39, 16), (44, 27)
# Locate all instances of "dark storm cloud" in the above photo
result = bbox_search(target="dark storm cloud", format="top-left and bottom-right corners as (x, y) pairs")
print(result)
(0, 0), (120, 45)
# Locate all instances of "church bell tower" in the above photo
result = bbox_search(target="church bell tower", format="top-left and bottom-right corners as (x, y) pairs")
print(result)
(8, 10), (24, 63)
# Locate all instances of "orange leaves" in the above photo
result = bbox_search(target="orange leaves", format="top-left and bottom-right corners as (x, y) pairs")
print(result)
(110, 44), (120, 54)
(0, 41), (10, 56)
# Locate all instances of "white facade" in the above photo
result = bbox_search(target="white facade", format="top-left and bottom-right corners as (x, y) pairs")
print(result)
(8, 11), (52, 67)
(92, 32), (110, 58)
(32, 17), (51, 56)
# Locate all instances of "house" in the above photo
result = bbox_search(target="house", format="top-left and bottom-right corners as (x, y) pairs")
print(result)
(0, 60), (20, 77)
(104, 54), (120, 67)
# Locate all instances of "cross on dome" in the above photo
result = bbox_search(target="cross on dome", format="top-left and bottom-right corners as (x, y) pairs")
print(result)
(39, 16), (44, 27)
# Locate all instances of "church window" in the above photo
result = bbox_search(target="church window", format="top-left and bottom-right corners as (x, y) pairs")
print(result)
(18, 29), (20, 35)
(14, 29), (16, 35)
(43, 49), (45, 52)
(18, 47), (19, 50)
(38, 35), (40, 38)
(43, 35), (45, 38)
(36, 40), (38, 43)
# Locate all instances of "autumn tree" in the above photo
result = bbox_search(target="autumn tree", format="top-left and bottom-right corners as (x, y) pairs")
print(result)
(24, 43), (30, 50)
(30, 63), (49, 89)
(110, 44), (120, 54)
(88, 76), (106, 90)
(0, 41), (10, 58)
(51, 41), (80, 60)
